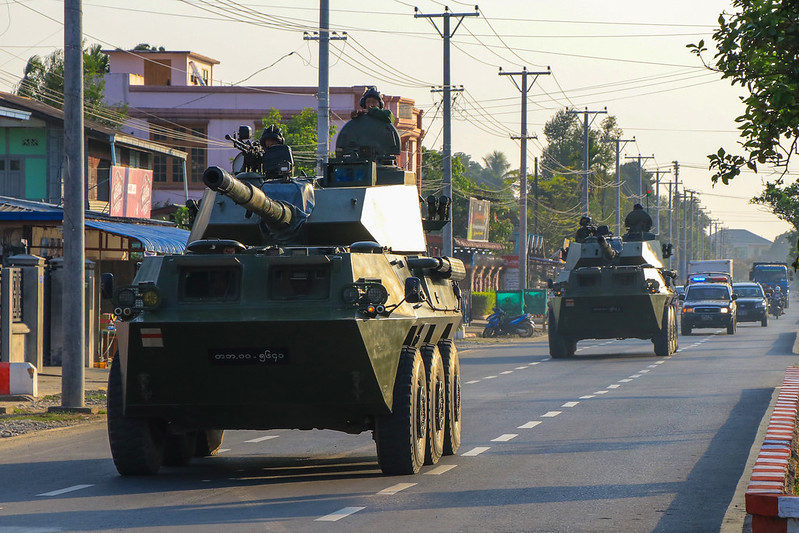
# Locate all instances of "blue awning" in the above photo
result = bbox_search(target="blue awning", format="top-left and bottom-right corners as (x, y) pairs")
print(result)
(84, 220), (189, 254)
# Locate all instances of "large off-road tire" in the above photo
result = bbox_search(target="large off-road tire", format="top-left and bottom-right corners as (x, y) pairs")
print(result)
(421, 345), (445, 466)
(670, 308), (679, 354)
(195, 430), (224, 457)
(375, 347), (427, 475)
(653, 306), (671, 357)
(727, 317), (737, 334)
(438, 339), (461, 456)
(107, 355), (165, 476)
(518, 323), (535, 338)
(164, 432), (195, 467)
(548, 309), (575, 358)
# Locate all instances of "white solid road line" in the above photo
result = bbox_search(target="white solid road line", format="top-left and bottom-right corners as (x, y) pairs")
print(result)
(491, 434), (518, 442)
(245, 436), (279, 443)
(378, 483), (417, 495)
(425, 464), (457, 475)
(315, 507), (365, 522)
(38, 484), (94, 497)
(461, 446), (490, 456)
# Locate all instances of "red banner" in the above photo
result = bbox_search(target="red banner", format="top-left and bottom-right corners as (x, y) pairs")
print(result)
(110, 165), (153, 218)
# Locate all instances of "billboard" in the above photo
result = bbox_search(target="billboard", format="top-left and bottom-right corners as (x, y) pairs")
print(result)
(110, 166), (153, 219)
(467, 197), (490, 241)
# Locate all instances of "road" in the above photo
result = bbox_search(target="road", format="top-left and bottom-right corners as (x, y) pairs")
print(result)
(0, 316), (795, 533)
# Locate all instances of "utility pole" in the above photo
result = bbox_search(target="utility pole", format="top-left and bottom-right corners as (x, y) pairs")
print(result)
(624, 154), (655, 205)
(567, 107), (607, 216)
(654, 168), (670, 235)
(601, 137), (634, 235)
(533, 157), (539, 236)
(63, 0), (85, 409)
(687, 190), (696, 264)
(304, 2), (347, 176)
(672, 161), (681, 271)
(682, 189), (689, 277)
(416, 6), (479, 256)
(500, 66), (549, 292)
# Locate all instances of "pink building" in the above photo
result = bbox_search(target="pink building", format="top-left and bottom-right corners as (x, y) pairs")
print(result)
(103, 49), (425, 207)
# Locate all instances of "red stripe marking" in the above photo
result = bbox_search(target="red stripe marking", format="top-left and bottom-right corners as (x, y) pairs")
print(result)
(0, 363), (8, 395)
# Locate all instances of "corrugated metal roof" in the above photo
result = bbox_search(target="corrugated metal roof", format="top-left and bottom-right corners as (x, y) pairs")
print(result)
(84, 220), (189, 254)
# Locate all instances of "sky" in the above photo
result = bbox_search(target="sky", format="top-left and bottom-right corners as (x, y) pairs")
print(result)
(0, 0), (794, 242)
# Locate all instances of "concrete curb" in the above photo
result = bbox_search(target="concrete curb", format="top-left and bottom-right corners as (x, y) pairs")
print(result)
(745, 367), (799, 532)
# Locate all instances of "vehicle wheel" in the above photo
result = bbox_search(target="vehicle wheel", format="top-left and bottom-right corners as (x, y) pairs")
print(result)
(107, 354), (165, 476)
(420, 345), (445, 466)
(727, 318), (736, 334)
(164, 432), (195, 467)
(548, 309), (572, 358)
(681, 321), (691, 335)
(438, 339), (461, 456)
(518, 323), (535, 338)
(195, 430), (224, 457)
(375, 347), (427, 475)
(671, 308), (679, 353)
(653, 306), (670, 357)
(761, 313), (769, 327)
(482, 327), (498, 338)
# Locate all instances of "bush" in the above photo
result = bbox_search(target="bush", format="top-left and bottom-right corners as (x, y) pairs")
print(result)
(470, 292), (496, 319)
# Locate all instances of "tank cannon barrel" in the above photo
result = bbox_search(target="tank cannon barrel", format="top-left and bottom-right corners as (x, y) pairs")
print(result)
(203, 166), (292, 226)
(407, 256), (466, 281)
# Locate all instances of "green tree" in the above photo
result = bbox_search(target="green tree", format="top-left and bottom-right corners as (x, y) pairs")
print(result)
(258, 107), (335, 177)
(16, 43), (127, 127)
(689, 1), (799, 267)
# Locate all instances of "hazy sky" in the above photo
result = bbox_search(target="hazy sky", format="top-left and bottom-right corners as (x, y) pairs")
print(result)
(0, 0), (793, 241)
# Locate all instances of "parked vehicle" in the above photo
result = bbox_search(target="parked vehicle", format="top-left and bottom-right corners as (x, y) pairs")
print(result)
(680, 283), (738, 335)
(732, 282), (768, 327)
(482, 307), (536, 338)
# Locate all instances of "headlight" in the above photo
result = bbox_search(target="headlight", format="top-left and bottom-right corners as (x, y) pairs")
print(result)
(366, 284), (388, 304)
(140, 287), (161, 309)
(682, 307), (693, 313)
(342, 285), (362, 305)
(115, 287), (137, 308)
(720, 307), (730, 314)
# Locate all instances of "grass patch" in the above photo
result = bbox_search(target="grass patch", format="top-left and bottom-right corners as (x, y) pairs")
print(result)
(2, 412), (90, 423)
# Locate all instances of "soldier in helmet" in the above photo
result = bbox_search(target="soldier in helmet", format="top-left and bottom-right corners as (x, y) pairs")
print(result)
(574, 215), (597, 242)
(624, 203), (653, 235)
(259, 125), (294, 179)
(351, 86), (394, 124)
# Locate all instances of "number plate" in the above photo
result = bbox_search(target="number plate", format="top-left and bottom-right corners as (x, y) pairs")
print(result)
(700, 315), (713, 321)
(208, 348), (289, 365)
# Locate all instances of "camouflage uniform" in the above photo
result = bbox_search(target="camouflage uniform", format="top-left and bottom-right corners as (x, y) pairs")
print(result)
(624, 205), (653, 233)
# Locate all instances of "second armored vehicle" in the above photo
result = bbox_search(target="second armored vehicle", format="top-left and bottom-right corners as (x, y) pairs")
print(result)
(107, 109), (465, 476)
(547, 228), (679, 358)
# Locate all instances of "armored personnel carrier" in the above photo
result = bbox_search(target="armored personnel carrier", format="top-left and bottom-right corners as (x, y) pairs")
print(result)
(547, 228), (678, 358)
(107, 112), (465, 476)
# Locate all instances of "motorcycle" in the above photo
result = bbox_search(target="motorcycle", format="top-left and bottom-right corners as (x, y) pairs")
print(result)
(482, 307), (536, 338)
(769, 293), (785, 318)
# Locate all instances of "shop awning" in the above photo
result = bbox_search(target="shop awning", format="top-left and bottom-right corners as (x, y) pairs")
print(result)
(84, 220), (189, 254)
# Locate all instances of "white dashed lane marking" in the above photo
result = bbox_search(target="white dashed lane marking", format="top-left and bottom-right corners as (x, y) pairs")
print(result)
(629, 374), (641, 378)
(462, 446), (490, 456)
(593, 390), (609, 395)
(491, 434), (518, 442)
(378, 483), (417, 495)
(608, 384), (620, 389)
(217, 449), (231, 454)
(484, 375), (498, 380)
(515, 366), (528, 370)
(542, 411), (562, 417)
(518, 421), (541, 429)
(619, 378), (633, 383)
(501, 371), (514, 375)
(579, 395), (596, 399)
(425, 464), (457, 475)
(562, 401), (579, 408)
(315, 507), (365, 522)
(639, 369), (650, 373)
(245, 435), (278, 443)
(38, 485), (94, 497)
(466, 380), (480, 384)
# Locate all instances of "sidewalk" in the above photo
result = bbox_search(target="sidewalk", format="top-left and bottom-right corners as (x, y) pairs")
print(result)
(36, 366), (110, 397)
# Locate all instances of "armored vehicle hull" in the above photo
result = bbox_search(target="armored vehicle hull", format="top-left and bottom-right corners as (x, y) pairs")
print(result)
(108, 113), (464, 477)
(547, 234), (678, 358)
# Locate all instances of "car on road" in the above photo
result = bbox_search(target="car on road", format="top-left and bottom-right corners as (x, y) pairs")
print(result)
(732, 282), (769, 327)
(680, 282), (738, 335)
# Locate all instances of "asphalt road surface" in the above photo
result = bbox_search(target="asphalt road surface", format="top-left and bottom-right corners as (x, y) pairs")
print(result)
(0, 316), (795, 533)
